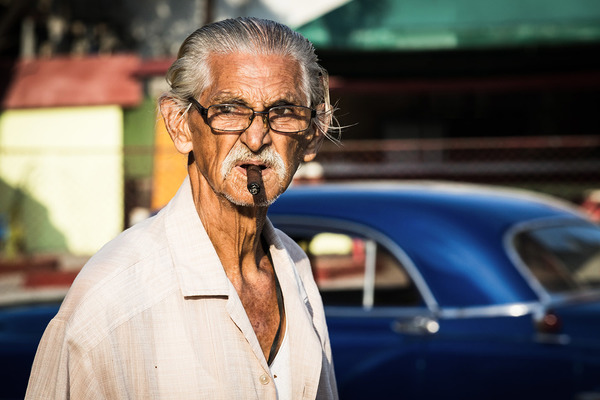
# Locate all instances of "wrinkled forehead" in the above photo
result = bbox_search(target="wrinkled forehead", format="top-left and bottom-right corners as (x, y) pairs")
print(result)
(201, 52), (308, 105)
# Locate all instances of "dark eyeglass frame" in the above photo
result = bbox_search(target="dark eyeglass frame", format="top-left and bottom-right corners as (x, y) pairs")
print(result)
(187, 97), (316, 134)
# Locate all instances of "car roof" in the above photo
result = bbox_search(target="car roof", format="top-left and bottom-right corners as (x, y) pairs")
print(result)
(269, 181), (590, 307)
(270, 180), (583, 227)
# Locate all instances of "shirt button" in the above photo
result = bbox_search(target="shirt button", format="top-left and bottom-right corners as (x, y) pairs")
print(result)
(259, 374), (270, 385)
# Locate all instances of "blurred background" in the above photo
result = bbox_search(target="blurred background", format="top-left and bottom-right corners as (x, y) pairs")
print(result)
(1, 0), (600, 297)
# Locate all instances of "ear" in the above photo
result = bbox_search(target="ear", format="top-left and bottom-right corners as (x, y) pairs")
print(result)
(159, 96), (194, 155)
(302, 103), (330, 162)
(302, 131), (324, 163)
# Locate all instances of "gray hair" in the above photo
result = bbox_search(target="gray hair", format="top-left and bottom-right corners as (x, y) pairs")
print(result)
(161, 17), (338, 140)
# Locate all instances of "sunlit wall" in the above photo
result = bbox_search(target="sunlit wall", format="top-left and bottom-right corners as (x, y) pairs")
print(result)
(0, 106), (123, 255)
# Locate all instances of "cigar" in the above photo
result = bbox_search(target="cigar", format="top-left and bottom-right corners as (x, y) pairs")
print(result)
(246, 165), (262, 195)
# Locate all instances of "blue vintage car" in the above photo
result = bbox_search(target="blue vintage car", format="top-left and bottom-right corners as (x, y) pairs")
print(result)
(268, 181), (600, 400)
(2, 181), (600, 399)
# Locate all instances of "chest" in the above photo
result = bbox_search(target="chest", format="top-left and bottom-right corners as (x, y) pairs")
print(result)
(237, 282), (283, 359)
(87, 286), (326, 399)
(98, 297), (278, 399)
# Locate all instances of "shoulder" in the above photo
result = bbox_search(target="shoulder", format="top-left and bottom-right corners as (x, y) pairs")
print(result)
(271, 227), (322, 305)
(55, 211), (178, 348)
(73, 211), (170, 292)
(274, 227), (304, 258)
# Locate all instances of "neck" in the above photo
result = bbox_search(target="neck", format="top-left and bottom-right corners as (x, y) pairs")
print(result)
(188, 165), (270, 283)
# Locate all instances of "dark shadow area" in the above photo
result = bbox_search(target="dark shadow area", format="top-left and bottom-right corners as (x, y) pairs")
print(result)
(0, 0), (138, 60)
(0, 59), (18, 109)
(0, 0), (36, 57)
(0, 0), (32, 108)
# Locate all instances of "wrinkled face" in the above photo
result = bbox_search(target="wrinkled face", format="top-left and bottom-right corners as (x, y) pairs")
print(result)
(186, 52), (319, 207)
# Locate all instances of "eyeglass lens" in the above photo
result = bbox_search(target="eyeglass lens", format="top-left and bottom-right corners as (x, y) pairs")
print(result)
(207, 104), (311, 133)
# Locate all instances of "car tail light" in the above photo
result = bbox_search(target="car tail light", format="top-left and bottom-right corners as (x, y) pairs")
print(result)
(536, 310), (562, 334)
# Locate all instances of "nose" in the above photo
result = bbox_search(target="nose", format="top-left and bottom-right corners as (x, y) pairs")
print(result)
(240, 111), (272, 152)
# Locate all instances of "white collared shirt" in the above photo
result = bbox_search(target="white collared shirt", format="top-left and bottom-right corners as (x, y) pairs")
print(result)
(26, 177), (338, 399)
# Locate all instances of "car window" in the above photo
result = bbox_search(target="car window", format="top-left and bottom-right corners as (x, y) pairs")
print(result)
(291, 230), (423, 308)
(513, 223), (600, 293)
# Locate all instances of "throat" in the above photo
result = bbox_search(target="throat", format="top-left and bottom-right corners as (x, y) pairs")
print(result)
(234, 237), (286, 364)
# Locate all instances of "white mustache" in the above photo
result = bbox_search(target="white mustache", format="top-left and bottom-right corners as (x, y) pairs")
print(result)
(221, 145), (287, 182)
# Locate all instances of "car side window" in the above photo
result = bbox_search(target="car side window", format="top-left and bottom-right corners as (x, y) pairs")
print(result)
(292, 231), (423, 308)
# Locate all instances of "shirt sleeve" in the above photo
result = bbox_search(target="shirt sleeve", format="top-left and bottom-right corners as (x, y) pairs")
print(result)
(25, 317), (71, 399)
(26, 316), (107, 399)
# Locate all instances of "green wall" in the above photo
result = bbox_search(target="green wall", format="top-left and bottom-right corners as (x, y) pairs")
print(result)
(123, 96), (157, 179)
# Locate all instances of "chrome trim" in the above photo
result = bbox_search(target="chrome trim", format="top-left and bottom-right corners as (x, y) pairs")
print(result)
(363, 239), (376, 309)
(324, 301), (544, 322)
(438, 301), (542, 319)
(269, 215), (440, 312)
(393, 316), (440, 335)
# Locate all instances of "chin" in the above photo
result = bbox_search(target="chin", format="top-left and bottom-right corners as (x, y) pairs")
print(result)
(224, 193), (280, 208)
(220, 176), (287, 208)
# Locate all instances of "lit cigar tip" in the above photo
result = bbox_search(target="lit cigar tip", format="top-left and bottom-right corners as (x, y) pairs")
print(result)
(246, 165), (263, 195)
(247, 182), (261, 195)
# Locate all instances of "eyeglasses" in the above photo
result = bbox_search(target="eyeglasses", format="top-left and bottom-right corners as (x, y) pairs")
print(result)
(188, 98), (316, 134)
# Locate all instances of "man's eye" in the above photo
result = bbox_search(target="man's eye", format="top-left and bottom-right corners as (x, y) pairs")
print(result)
(272, 106), (294, 116)
(213, 104), (239, 114)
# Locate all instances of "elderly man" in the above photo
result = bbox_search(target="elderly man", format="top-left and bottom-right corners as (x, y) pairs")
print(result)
(26, 17), (338, 399)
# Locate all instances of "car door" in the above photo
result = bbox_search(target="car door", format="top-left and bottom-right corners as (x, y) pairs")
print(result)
(270, 217), (439, 399)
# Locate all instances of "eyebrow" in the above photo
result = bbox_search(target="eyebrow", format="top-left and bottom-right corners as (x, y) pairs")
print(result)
(209, 93), (247, 105)
(208, 92), (305, 108)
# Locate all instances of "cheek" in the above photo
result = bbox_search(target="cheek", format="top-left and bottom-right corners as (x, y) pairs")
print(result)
(192, 133), (236, 176)
(290, 137), (312, 164)
(277, 139), (305, 169)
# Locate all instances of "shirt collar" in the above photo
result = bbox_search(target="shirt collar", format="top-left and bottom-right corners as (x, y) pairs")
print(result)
(262, 219), (310, 306)
(164, 176), (230, 297)
(163, 176), (296, 299)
